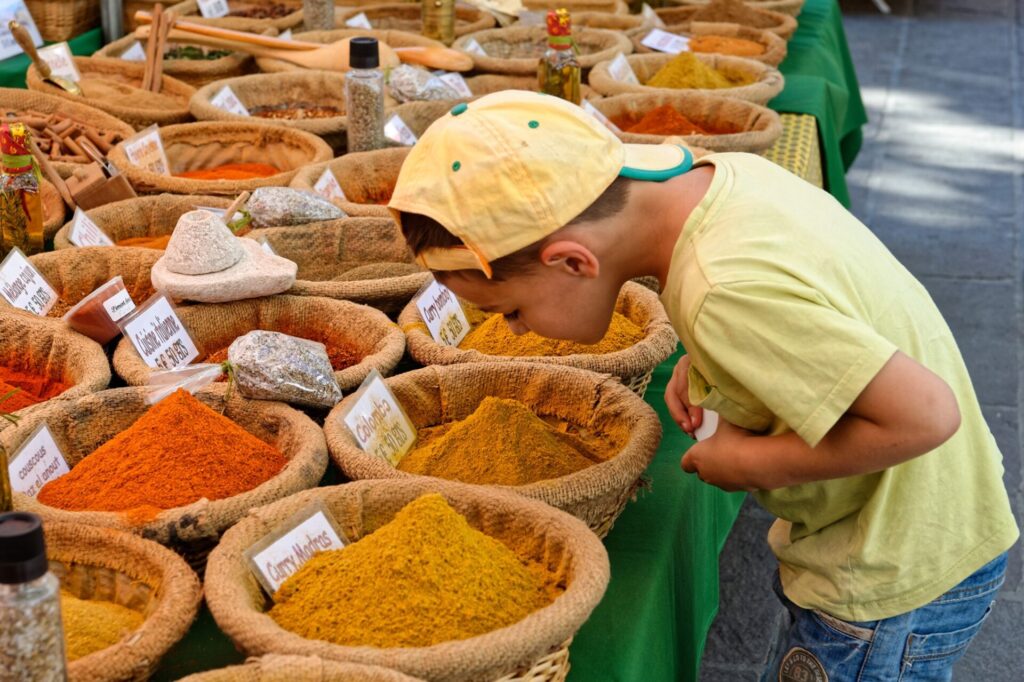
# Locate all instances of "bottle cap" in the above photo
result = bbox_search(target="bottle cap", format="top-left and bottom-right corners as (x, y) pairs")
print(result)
(349, 37), (380, 69)
(0, 512), (48, 584)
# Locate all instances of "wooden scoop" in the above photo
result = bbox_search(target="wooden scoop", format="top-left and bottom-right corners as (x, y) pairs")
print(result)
(9, 21), (82, 96)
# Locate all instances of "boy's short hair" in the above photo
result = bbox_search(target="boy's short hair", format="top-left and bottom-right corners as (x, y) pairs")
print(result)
(401, 177), (635, 279)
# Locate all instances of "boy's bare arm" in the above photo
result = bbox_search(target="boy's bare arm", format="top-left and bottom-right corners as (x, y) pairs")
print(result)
(679, 352), (962, 492)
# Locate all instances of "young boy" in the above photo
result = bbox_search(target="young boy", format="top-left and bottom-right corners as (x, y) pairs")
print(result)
(388, 91), (1019, 681)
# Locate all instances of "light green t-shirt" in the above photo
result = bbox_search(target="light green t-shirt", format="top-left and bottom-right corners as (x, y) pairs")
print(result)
(660, 152), (1019, 621)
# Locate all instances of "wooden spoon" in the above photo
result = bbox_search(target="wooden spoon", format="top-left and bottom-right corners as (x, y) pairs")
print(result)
(8, 21), (82, 96)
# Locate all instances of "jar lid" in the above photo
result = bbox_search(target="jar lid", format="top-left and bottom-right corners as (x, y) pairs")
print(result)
(349, 37), (380, 69)
(0, 512), (48, 584)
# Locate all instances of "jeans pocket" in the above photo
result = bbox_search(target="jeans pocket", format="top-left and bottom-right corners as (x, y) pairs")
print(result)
(899, 604), (994, 680)
(811, 609), (876, 643)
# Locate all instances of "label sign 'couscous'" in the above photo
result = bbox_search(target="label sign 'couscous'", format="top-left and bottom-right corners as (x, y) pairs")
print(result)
(8, 422), (69, 497)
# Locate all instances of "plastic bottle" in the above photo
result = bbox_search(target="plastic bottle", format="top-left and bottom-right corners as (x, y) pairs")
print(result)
(538, 9), (581, 105)
(0, 512), (67, 681)
(0, 122), (45, 257)
(345, 38), (385, 153)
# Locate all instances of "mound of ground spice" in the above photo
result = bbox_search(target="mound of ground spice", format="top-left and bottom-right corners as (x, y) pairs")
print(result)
(204, 336), (361, 371)
(0, 367), (70, 412)
(690, 35), (765, 58)
(646, 52), (753, 90)
(61, 592), (144, 661)
(117, 235), (171, 250)
(398, 397), (607, 485)
(175, 163), (280, 181)
(269, 493), (557, 648)
(459, 311), (644, 357)
(37, 389), (286, 514)
(612, 104), (711, 137)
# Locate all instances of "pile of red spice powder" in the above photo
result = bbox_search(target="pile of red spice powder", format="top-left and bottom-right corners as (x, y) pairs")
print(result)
(37, 389), (287, 514)
(612, 104), (715, 137)
(0, 367), (70, 412)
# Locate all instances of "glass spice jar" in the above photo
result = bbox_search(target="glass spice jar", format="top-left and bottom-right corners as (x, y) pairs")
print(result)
(422, 0), (455, 47)
(538, 8), (581, 106)
(0, 122), (45, 258)
(345, 38), (385, 153)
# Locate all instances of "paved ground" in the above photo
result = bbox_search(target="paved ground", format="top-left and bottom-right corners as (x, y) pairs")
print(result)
(699, 0), (1023, 679)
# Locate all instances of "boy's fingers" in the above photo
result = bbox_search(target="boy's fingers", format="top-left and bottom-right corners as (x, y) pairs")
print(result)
(688, 405), (703, 429)
(681, 450), (698, 474)
(665, 388), (691, 431)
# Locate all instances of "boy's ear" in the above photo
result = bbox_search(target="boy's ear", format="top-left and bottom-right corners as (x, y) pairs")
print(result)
(540, 241), (600, 278)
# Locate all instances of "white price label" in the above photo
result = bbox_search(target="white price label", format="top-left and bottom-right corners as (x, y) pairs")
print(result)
(119, 293), (199, 370)
(279, 29), (292, 40)
(8, 423), (69, 497)
(582, 100), (621, 134)
(641, 3), (666, 28)
(120, 41), (148, 62)
(416, 278), (469, 347)
(210, 85), (250, 116)
(341, 370), (417, 466)
(641, 28), (690, 55)
(345, 12), (372, 28)
(122, 125), (170, 176)
(245, 503), (346, 595)
(103, 288), (136, 322)
(384, 114), (418, 146)
(438, 72), (472, 98)
(313, 169), (347, 202)
(0, 248), (57, 316)
(462, 37), (487, 56)
(38, 42), (80, 82)
(608, 52), (639, 85)
(68, 208), (114, 247)
(197, 0), (230, 19)
(258, 238), (277, 256)
(694, 409), (720, 441)
(0, 1), (43, 62)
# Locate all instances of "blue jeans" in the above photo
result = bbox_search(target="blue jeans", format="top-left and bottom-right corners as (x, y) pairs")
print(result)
(762, 553), (1007, 682)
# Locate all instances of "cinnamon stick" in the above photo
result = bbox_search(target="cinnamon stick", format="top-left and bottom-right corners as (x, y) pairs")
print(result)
(142, 3), (164, 91)
(151, 10), (176, 93)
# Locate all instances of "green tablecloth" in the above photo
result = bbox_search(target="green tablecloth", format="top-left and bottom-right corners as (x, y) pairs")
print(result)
(0, 27), (104, 89)
(771, 0), (868, 207)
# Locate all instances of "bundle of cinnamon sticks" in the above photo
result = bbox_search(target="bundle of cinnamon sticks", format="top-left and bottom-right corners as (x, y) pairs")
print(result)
(3, 110), (124, 162)
(142, 4), (177, 92)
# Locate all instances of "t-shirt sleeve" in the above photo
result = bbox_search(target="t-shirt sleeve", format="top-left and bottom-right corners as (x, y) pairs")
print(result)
(693, 279), (898, 447)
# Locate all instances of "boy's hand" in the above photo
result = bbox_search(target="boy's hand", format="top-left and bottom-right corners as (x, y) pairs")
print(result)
(666, 354), (703, 437)
(681, 420), (759, 492)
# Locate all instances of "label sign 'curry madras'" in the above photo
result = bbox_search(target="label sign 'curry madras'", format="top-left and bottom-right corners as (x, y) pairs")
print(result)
(245, 502), (347, 595)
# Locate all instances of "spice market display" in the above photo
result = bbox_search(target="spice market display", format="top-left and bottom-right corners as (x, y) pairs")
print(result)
(0, 0), (865, 679)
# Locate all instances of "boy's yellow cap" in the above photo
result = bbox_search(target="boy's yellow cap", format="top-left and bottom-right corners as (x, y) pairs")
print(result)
(388, 90), (693, 278)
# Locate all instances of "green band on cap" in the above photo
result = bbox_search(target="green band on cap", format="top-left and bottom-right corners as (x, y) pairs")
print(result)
(619, 146), (693, 182)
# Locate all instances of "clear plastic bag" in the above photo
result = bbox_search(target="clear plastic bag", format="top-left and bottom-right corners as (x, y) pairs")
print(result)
(145, 363), (224, 405)
(228, 331), (343, 408)
(247, 187), (346, 228)
(387, 65), (461, 103)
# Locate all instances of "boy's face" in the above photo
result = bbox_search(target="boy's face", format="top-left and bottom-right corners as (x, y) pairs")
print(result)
(438, 251), (619, 344)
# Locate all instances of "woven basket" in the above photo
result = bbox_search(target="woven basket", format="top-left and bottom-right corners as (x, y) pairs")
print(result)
(28, 247), (161, 319)
(522, 0), (622, 12)
(95, 34), (255, 89)
(204, 478), (610, 682)
(249, 217), (431, 315)
(113, 295), (406, 392)
(325, 363), (661, 537)
(106, 121), (333, 196)
(631, 21), (787, 67)
(166, 0), (304, 33)
(399, 281), (678, 398)
(656, 2), (797, 40)
(464, 73), (600, 100)
(288, 147), (409, 218)
(0, 308), (111, 426)
(25, 57), (196, 131)
(180, 656), (425, 682)
(0, 88), (136, 176)
(592, 91), (782, 152)
(454, 26), (632, 75)
(256, 29), (442, 73)
(336, 3), (495, 37)
(53, 193), (232, 251)
(24, 0), (99, 42)
(191, 72), (348, 151)
(588, 51), (784, 104)
(667, 0), (806, 18)
(573, 11), (644, 30)
(42, 522), (202, 682)
(8, 385), (328, 572)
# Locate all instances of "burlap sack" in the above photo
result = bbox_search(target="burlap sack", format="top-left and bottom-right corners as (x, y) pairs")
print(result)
(45, 522), (202, 682)
(337, 3), (495, 37)
(249, 217), (431, 315)
(191, 72), (348, 151)
(180, 656), (425, 682)
(657, 2), (797, 40)
(399, 282), (678, 397)
(522, 0), (623, 12)
(29, 247), (161, 319)
(288, 147), (409, 218)
(25, 57), (196, 131)
(167, 0), (303, 33)
(0, 88), (136, 176)
(255, 29), (443, 73)
(668, 0), (805, 18)
(454, 26), (632, 75)
(464, 74), (600, 99)
(95, 34), (255, 88)
(204, 478), (610, 682)
(588, 52), (784, 105)
(573, 10), (644, 30)
(325, 363), (661, 537)
(41, 178), (66, 243)
(631, 21), (787, 67)
(107, 121), (333, 196)
(593, 91), (783, 152)
(53, 193), (232, 250)
(0, 308), (110, 426)
(113, 295), (406, 392)
(8, 385), (328, 571)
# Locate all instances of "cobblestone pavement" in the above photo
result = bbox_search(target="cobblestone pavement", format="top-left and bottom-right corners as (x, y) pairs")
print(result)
(699, 1), (1023, 679)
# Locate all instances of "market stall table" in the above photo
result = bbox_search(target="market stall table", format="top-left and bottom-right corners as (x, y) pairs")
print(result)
(0, 27), (103, 88)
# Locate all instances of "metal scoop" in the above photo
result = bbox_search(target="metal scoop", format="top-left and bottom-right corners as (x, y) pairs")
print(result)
(8, 21), (82, 96)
